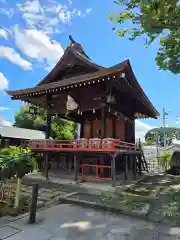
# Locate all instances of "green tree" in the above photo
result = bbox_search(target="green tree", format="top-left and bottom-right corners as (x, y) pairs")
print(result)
(14, 104), (45, 130)
(144, 139), (155, 145)
(145, 127), (180, 141)
(14, 104), (75, 140)
(109, 0), (180, 73)
(0, 147), (35, 208)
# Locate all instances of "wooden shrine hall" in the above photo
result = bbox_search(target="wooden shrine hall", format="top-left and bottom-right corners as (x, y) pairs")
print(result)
(7, 35), (159, 186)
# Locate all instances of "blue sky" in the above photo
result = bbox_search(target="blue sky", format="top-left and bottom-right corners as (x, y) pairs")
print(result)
(0, 0), (179, 138)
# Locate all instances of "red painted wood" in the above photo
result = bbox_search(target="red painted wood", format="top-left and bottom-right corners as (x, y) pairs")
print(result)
(116, 120), (125, 140)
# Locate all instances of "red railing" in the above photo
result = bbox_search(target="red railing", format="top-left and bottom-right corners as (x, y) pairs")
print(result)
(26, 138), (136, 152)
(81, 164), (112, 183)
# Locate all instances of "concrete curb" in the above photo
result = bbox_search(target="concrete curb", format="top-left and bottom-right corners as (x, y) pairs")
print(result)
(58, 196), (180, 228)
(58, 196), (148, 221)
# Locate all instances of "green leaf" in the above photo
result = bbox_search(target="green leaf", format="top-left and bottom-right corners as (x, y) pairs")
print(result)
(110, 0), (180, 74)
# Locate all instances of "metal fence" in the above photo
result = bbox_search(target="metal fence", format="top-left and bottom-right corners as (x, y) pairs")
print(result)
(145, 155), (164, 173)
(142, 144), (180, 173)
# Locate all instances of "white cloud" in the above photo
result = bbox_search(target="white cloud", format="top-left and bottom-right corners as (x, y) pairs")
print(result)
(0, 7), (14, 18)
(0, 115), (12, 126)
(0, 29), (8, 39)
(0, 72), (8, 90)
(135, 120), (154, 141)
(17, 0), (91, 33)
(86, 8), (92, 14)
(0, 106), (9, 110)
(0, 0), (92, 71)
(0, 46), (32, 70)
(14, 28), (64, 69)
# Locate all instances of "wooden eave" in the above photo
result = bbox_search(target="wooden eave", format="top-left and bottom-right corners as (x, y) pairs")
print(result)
(7, 60), (159, 119)
(36, 47), (104, 86)
(7, 68), (123, 98)
(115, 60), (160, 118)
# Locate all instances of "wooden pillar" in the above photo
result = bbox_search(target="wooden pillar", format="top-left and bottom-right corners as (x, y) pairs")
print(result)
(100, 107), (107, 176)
(124, 155), (128, 180)
(44, 112), (52, 180)
(68, 155), (73, 172)
(90, 121), (93, 138)
(74, 154), (78, 182)
(101, 107), (107, 138)
(112, 119), (116, 138)
(80, 120), (84, 138)
(138, 154), (142, 176)
(133, 156), (137, 180)
(111, 153), (116, 187)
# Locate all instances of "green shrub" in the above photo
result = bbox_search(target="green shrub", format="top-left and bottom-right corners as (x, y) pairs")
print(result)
(0, 146), (36, 208)
(159, 152), (171, 171)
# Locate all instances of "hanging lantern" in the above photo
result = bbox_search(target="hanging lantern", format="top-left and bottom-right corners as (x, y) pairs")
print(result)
(106, 94), (116, 104)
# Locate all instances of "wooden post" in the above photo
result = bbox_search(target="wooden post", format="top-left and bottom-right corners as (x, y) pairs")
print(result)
(124, 155), (128, 180)
(46, 114), (51, 139)
(68, 154), (73, 172)
(101, 107), (107, 138)
(90, 121), (93, 138)
(112, 118), (116, 138)
(137, 154), (142, 176)
(29, 184), (38, 224)
(74, 154), (78, 182)
(133, 156), (137, 180)
(111, 153), (116, 187)
(80, 120), (84, 138)
(45, 154), (49, 180)
(100, 107), (107, 177)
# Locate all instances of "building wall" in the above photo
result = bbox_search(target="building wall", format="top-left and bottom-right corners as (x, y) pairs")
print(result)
(125, 120), (135, 143)
(115, 120), (125, 140)
(83, 122), (91, 138)
(83, 119), (126, 140)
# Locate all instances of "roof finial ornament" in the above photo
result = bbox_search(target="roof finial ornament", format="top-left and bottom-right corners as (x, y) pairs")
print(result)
(68, 35), (91, 60)
(69, 35), (83, 52)
(69, 35), (76, 44)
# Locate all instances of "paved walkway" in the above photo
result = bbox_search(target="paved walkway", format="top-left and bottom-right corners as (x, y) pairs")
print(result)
(0, 204), (180, 239)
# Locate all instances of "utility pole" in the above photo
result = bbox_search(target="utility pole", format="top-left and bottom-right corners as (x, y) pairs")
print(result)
(162, 108), (168, 150)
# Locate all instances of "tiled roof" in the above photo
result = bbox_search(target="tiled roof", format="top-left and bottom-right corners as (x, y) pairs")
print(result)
(0, 126), (46, 140)
(7, 67), (122, 96)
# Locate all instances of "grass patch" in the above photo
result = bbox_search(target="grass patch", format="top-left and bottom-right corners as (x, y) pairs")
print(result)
(149, 201), (180, 224)
(0, 196), (30, 217)
(70, 192), (147, 212)
(148, 181), (180, 223)
(124, 186), (154, 196)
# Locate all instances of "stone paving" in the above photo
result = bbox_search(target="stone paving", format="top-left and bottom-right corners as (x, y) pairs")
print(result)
(0, 204), (180, 239)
